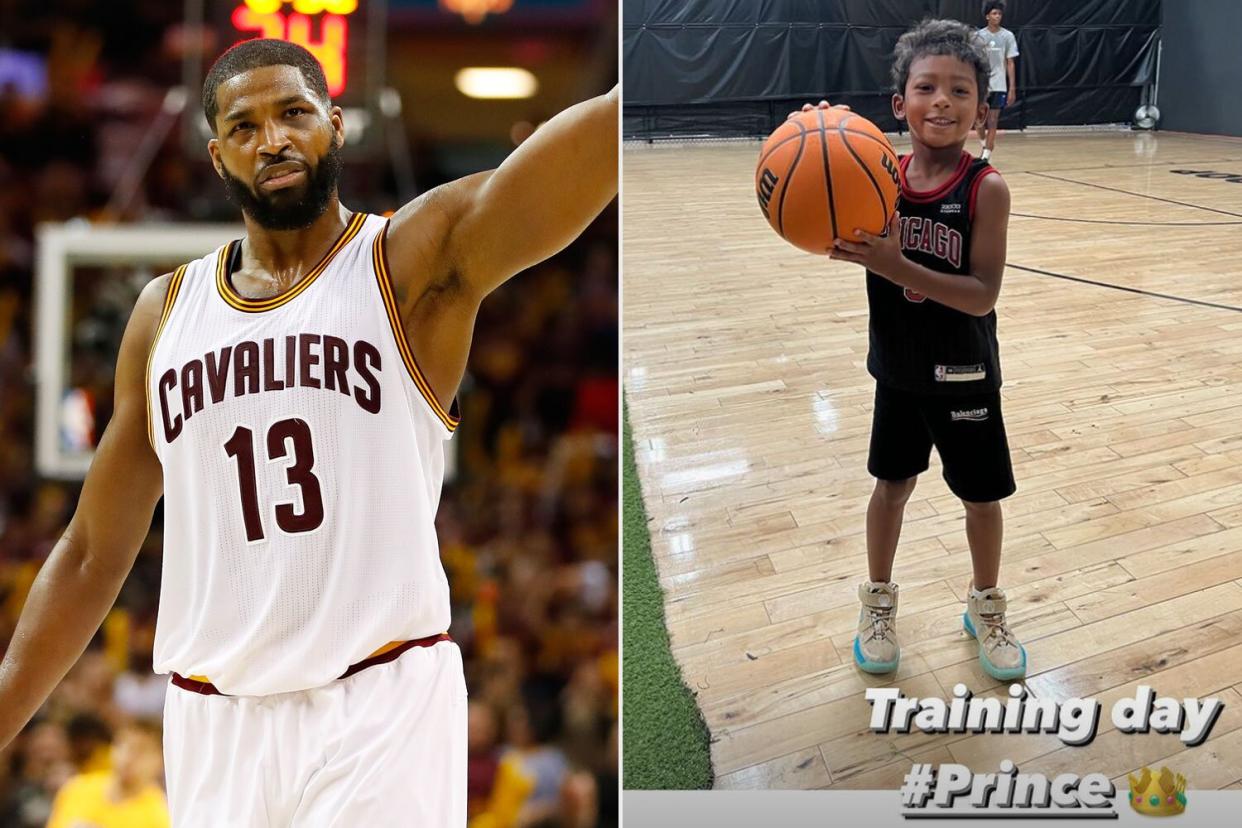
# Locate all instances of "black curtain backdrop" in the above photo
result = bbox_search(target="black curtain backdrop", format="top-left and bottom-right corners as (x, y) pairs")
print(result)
(623, 0), (1159, 140)
(1160, 0), (1242, 137)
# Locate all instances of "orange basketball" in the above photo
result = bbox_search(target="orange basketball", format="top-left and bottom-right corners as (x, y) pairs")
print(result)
(754, 108), (901, 255)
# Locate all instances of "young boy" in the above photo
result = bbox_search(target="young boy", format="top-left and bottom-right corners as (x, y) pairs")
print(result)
(975, 1), (1019, 161)
(827, 19), (1026, 681)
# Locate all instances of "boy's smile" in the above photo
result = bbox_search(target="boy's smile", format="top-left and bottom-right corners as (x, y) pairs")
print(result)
(894, 55), (987, 149)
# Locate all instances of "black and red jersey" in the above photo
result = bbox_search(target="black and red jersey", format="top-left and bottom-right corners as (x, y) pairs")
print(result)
(866, 152), (1003, 395)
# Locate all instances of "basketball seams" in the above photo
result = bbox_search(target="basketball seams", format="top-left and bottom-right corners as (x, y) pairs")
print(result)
(836, 128), (899, 149)
(757, 122), (807, 169)
(772, 113), (892, 151)
(757, 120), (807, 240)
(837, 116), (896, 230)
(817, 109), (839, 244)
(776, 129), (807, 239)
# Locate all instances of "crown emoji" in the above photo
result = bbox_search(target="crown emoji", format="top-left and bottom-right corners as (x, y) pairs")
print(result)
(1128, 766), (1187, 816)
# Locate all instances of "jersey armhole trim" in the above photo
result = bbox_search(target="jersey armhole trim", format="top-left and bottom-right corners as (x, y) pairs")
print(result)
(146, 264), (188, 451)
(371, 221), (462, 433)
(968, 166), (1001, 222)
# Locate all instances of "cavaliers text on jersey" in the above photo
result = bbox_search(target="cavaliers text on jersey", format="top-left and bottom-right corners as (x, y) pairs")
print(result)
(147, 212), (459, 696)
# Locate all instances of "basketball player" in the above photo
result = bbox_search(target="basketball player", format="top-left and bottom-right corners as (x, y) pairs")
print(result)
(0, 39), (617, 826)
(975, 0), (1019, 162)
(823, 19), (1026, 681)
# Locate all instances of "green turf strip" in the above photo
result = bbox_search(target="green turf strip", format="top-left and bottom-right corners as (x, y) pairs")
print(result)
(622, 398), (713, 790)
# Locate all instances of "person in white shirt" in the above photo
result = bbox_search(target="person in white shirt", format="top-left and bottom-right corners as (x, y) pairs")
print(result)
(976, 0), (1019, 161)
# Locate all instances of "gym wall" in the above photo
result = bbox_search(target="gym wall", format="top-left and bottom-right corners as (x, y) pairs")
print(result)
(1160, 0), (1242, 137)
(624, 0), (1159, 140)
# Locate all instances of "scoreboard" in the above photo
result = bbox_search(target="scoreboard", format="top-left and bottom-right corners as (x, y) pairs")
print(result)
(226, 0), (359, 97)
(183, 0), (388, 154)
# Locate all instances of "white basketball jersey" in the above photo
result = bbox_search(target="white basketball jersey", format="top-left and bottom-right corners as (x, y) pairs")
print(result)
(147, 212), (458, 696)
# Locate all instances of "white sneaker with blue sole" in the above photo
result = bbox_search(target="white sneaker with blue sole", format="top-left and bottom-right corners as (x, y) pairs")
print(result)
(854, 582), (900, 673)
(963, 584), (1026, 680)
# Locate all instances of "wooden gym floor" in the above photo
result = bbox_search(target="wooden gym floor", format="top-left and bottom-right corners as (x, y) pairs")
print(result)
(622, 130), (1242, 790)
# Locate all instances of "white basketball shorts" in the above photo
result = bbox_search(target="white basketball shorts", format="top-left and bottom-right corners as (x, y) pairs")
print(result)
(162, 639), (466, 827)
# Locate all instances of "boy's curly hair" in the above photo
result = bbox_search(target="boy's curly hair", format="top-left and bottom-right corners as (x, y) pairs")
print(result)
(983, 1), (1006, 17)
(891, 19), (991, 102)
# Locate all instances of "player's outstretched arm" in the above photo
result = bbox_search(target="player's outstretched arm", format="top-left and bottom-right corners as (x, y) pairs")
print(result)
(375, 87), (617, 410)
(439, 85), (618, 297)
(0, 277), (167, 748)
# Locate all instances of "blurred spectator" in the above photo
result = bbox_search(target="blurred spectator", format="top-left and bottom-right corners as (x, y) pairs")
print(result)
(0, 2), (617, 826)
(503, 697), (570, 824)
(468, 700), (503, 816)
(64, 714), (112, 774)
(1, 721), (74, 828)
(47, 721), (169, 828)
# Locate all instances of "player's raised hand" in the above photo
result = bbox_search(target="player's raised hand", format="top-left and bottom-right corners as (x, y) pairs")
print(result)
(786, 100), (852, 120)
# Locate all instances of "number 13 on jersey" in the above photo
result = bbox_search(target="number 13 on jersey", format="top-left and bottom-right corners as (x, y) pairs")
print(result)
(224, 417), (325, 543)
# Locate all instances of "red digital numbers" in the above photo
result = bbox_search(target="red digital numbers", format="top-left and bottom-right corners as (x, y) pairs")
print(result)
(230, 0), (357, 96)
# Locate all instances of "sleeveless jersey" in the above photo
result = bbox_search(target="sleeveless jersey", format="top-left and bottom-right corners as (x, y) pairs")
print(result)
(146, 212), (460, 696)
(866, 152), (1003, 395)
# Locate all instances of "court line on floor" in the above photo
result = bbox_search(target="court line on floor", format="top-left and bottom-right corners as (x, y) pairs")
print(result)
(1011, 212), (1242, 226)
(1009, 157), (1242, 175)
(1008, 263), (1242, 313)
(1023, 171), (1242, 218)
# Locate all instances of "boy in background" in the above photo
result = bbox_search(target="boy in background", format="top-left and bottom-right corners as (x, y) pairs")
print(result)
(976, 1), (1019, 161)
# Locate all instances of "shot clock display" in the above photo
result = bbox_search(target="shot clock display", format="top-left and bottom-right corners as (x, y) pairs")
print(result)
(227, 0), (359, 97)
(184, 0), (387, 154)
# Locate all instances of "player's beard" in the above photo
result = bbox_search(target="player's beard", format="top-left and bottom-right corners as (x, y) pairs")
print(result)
(222, 141), (344, 231)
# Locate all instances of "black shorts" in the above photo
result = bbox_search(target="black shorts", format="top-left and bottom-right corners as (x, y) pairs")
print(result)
(867, 383), (1016, 503)
(987, 91), (1008, 110)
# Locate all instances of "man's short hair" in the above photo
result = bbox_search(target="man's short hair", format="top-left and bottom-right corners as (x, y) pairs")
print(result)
(202, 39), (330, 131)
(983, 1), (1006, 16)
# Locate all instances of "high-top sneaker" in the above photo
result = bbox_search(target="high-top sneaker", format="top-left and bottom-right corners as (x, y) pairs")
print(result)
(963, 583), (1027, 680)
(854, 581), (900, 673)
